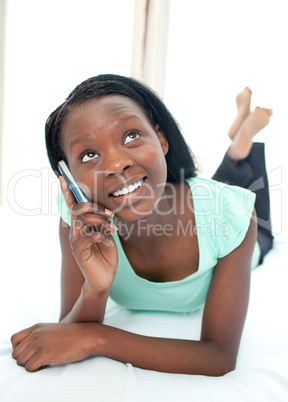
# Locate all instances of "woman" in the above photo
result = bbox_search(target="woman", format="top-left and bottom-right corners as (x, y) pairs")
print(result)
(11, 75), (273, 375)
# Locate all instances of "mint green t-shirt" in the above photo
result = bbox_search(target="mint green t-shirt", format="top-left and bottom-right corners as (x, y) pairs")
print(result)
(56, 177), (260, 313)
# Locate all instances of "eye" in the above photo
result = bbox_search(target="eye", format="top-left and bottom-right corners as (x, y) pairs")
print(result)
(81, 152), (99, 163)
(124, 131), (140, 144)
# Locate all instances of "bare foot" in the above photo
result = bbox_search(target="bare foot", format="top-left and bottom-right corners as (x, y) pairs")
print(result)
(228, 87), (252, 139)
(227, 107), (273, 161)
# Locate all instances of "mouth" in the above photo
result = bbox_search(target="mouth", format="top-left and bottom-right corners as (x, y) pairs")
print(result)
(110, 177), (146, 198)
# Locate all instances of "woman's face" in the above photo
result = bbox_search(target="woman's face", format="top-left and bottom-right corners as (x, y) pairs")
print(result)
(60, 95), (169, 221)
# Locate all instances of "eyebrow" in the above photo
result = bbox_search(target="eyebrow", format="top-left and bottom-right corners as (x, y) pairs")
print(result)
(69, 115), (140, 150)
(70, 136), (94, 149)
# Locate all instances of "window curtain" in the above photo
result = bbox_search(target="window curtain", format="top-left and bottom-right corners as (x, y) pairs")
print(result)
(0, 0), (134, 209)
(131, 0), (170, 99)
(0, 0), (6, 205)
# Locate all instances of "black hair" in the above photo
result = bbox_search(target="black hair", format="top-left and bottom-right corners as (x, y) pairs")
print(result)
(45, 74), (197, 182)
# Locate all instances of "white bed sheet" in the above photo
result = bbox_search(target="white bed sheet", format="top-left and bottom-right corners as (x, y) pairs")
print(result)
(0, 207), (288, 402)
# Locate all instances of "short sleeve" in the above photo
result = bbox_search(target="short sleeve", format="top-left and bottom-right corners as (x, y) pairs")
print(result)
(216, 184), (256, 259)
(55, 191), (72, 226)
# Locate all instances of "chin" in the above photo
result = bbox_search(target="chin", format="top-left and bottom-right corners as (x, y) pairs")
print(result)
(113, 203), (155, 223)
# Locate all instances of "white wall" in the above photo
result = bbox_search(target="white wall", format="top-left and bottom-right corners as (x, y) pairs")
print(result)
(0, 0), (6, 205)
(0, 0), (287, 318)
(165, 0), (287, 236)
(1, 0), (287, 236)
(2, 0), (135, 212)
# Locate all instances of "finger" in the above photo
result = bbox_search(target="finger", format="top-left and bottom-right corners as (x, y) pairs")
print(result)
(69, 216), (117, 247)
(12, 338), (31, 360)
(69, 205), (116, 242)
(71, 202), (114, 218)
(89, 231), (114, 247)
(72, 231), (114, 256)
(11, 326), (35, 350)
(59, 176), (96, 216)
(16, 348), (47, 372)
(72, 214), (118, 233)
(59, 176), (114, 218)
(24, 353), (49, 372)
(15, 345), (37, 368)
(70, 225), (115, 246)
(78, 230), (114, 248)
(59, 176), (79, 213)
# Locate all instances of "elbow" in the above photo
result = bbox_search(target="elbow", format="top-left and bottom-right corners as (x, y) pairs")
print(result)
(214, 359), (236, 377)
(206, 358), (236, 377)
(202, 341), (237, 376)
(214, 352), (237, 376)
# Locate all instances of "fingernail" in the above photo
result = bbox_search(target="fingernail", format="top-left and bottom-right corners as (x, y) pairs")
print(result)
(104, 237), (114, 247)
(59, 176), (67, 187)
(105, 208), (114, 217)
(110, 223), (118, 232)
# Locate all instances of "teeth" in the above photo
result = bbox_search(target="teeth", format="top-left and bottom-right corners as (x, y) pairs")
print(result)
(112, 179), (143, 197)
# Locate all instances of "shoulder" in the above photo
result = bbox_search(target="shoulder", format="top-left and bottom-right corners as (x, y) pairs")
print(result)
(186, 176), (255, 200)
(55, 191), (72, 226)
(185, 176), (256, 259)
(185, 176), (256, 216)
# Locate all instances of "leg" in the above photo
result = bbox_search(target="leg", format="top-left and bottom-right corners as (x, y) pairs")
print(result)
(213, 90), (273, 264)
(213, 143), (273, 263)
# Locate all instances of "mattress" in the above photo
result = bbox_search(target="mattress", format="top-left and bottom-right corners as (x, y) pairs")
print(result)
(0, 207), (287, 402)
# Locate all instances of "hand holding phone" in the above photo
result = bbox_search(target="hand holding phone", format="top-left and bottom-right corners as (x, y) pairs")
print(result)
(58, 159), (118, 295)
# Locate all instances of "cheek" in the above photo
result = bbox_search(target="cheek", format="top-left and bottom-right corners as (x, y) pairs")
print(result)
(148, 147), (168, 181)
(142, 146), (168, 199)
(88, 174), (106, 204)
(141, 141), (166, 167)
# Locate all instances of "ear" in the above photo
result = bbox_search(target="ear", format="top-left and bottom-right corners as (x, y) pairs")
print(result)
(155, 124), (169, 155)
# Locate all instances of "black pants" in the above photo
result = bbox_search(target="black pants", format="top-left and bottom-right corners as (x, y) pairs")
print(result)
(212, 142), (273, 264)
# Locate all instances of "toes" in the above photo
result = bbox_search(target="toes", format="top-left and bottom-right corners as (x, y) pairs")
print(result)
(255, 107), (273, 115)
(236, 87), (252, 107)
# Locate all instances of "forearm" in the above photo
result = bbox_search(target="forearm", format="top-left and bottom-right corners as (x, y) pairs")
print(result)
(60, 284), (109, 324)
(91, 324), (235, 376)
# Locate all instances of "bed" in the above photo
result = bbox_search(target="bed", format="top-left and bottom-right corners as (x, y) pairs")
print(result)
(1, 185), (288, 401)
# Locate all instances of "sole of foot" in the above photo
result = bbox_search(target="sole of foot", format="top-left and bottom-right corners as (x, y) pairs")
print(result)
(228, 87), (252, 140)
(227, 106), (272, 161)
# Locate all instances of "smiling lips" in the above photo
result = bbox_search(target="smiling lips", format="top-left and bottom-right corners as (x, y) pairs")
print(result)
(112, 179), (144, 197)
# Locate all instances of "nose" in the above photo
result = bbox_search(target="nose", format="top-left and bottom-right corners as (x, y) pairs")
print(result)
(104, 149), (134, 177)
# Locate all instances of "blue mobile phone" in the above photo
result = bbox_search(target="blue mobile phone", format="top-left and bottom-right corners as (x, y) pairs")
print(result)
(58, 160), (88, 203)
